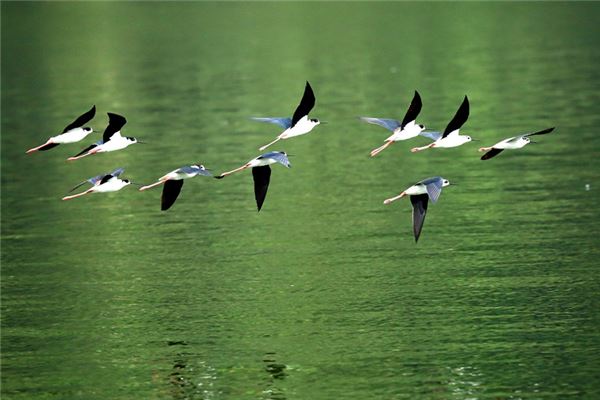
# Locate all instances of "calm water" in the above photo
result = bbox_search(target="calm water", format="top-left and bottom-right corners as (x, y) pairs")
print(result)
(2, 2), (600, 399)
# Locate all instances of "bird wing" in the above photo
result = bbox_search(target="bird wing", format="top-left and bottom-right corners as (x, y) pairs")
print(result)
(252, 165), (271, 212)
(419, 176), (444, 203)
(71, 141), (101, 157)
(62, 105), (96, 133)
(359, 117), (401, 132)
(38, 143), (61, 151)
(525, 127), (555, 137)
(251, 117), (292, 129)
(161, 180), (184, 211)
(259, 152), (291, 168)
(410, 194), (429, 243)
(481, 148), (504, 160)
(103, 112), (127, 142)
(291, 81), (316, 127)
(419, 131), (442, 141)
(442, 96), (469, 138)
(400, 90), (422, 129)
(66, 167), (120, 193)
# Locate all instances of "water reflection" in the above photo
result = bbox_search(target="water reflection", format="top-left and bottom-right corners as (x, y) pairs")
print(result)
(260, 352), (287, 400)
(163, 341), (219, 400)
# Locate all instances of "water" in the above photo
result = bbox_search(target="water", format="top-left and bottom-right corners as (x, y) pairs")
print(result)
(2, 2), (600, 399)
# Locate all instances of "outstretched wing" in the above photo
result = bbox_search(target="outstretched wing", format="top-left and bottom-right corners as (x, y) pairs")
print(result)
(252, 165), (271, 212)
(63, 105), (96, 133)
(400, 90), (422, 129)
(419, 177), (444, 203)
(71, 141), (100, 158)
(442, 96), (469, 138)
(481, 148), (504, 160)
(410, 194), (429, 243)
(359, 117), (401, 132)
(259, 152), (291, 168)
(161, 180), (184, 211)
(251, 117), (292, 129)
(103, 112), (127, 142)
(291, 81), (316, 127)
(419, 131), (442, 141)
(525, 127), (555, 137)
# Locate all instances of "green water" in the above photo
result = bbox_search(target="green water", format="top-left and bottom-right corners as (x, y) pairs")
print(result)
(2, 2), (600, 399)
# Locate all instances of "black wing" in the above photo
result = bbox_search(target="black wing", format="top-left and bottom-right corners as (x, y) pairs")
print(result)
(525, 127), (555, 137)
(103, 112), (127, 142)
(252, 165), (271, 212)
(161, 180), (184, 211)
(72, 143), (98, 157)
(481, 148), (504, 160)
(400, 90), (422, 129)
(291, 81), (316, 127)
(442, 96), (469, 138)
(99, 174), (115, 185)
(410, 194), (429, 243)
(38, 143), (60, 151)
(62, 105), (96, 133)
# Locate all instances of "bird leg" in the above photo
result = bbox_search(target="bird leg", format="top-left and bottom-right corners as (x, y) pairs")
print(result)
(215, 164), (250, 179)
(370, 141), (393, 157)
(67, 149), (98, 161)
(410, 143), (435, 153)
(139, 180), (167, 191)
(259, 137), (281, 151)
(383, 192), (405, 204)
(478, 146), (493, 152)
(62, 188), (94, 201)
(26, 141), (53, 154)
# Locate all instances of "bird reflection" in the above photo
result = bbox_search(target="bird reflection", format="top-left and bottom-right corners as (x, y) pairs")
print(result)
(261, 352), (287, 400)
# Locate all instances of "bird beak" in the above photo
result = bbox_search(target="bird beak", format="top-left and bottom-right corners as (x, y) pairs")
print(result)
(470, 139), (479, 142)
(529, 141), (538, 144)
(319, 121), (328, 124)
(137, 141), (147, 144)
(129, 182), (143, 186)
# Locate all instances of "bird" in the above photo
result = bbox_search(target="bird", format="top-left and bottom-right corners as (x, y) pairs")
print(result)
(214, 151), (291, 211)
(411, 96), (472, 152)
(26, 105), (96, 154)
(360, 90), (425, 157)
(139, 164), (213, 211)
(479, 127), (555, 160)
(253, 81), (321, 151)
(383, 176), (451, 242)
(67, 112), (143, 161)
(61, 167), (137, 201)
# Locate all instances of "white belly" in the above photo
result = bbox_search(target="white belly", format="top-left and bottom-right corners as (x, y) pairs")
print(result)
(386, 124), (421, 142)
(52, 128), (89, 144)
(280, 117), (316, 138)
(495, 138), (527, 149)
(405, 184), (427, 195)
(94, 180), (128, 193)
(97, 138), (131, 152)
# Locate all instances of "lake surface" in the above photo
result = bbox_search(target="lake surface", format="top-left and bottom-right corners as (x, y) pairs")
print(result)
(2, 2), (600, 399)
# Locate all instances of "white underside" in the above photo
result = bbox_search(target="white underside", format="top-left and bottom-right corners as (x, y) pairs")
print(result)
(279, 116), (318, 138)
(385, 122), (422, 142)
(405, 184), (428, 195)
(494, 137), (527, 149)
(93, 179), (129, 193)
(434, 131), (470, 148)
(51, 128), (91, 144)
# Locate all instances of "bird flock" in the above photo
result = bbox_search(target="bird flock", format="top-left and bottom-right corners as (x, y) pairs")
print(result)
(26, 81), (554, 242)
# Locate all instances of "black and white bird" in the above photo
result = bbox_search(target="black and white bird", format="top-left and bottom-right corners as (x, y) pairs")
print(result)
(62, 167), (136, 201)
(139, 164), (213, 211)
(26, 105), (96, 154)
(479, 127), (555, 160)
(411, 96), (473, 152)
(360, 90), (425, 157)
(68, 113), (143, 161)
(383, 176), (451, 242)
(215, 151), (291, 211)
(253, 81), (321, 151)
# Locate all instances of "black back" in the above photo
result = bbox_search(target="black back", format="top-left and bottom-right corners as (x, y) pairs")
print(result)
(252, 165), (271, 212)
(103, 113), (127, 142)
(410, 194), (429, 243)
(72, 143), (98, 157)
(442, 96), (469, 138)
(400, 90), (422, 129)
(161, 180), (184, 211)
(38, 143), (60, 151)
(63, 105), (96, 133)
(99, 174), (114, 185)
(481, 148), (504, 160)
(291, 81), (316, 127)
(526, 127), (555, 137)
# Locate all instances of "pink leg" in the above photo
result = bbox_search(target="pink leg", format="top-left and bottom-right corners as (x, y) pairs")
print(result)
(139, 180), (167, 191)
(67, 149), (98, 161)
(383, 192), (405, 205)
(216, 164), (250, 179)
(62, 188), (94, 201)
(259, 137), (281, 151)
(26, 141), (53, 154)
(411, 143), (435, 153)
(370, 141), (393, 157)
(478, 146), (493, 152)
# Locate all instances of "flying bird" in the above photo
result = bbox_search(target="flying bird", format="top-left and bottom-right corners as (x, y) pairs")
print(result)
(26, 105), (96, 154)
(361, 90), (425, 157)
(479, 127), (555, 160)
(215, 151), (291, 211)
(411, 96), (473, 152)
(61, 167), (137, 201)
(253, 82), (322, 151)
(383, 176), (451, 242)
(67, 113), (143, 161)
(139, 164), (213, 211)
